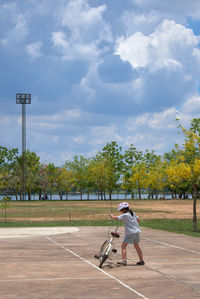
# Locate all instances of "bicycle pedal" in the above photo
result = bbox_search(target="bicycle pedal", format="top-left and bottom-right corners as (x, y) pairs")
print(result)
(94, 254), (100, 259)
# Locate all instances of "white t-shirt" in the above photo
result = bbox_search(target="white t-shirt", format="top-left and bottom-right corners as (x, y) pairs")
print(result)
(118, 212), (141, 234)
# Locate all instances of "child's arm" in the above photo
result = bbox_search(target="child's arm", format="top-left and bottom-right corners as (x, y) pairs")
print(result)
(133, 211), (140, 223)
(136, 215), (140, 223)
(109, 214), (118, 220)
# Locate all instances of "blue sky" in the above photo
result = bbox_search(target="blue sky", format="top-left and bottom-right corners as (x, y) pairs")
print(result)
(1, 0), (200, 165)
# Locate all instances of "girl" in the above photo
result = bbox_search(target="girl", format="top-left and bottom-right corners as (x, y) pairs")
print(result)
(110, 202), (145, 266)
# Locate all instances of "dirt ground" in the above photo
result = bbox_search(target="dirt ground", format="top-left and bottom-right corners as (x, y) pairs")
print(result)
(88, 200), (199, 220)
(0, 226), (200, 298)
(130, 200), (198, 219)
(5, 199), (200, 221)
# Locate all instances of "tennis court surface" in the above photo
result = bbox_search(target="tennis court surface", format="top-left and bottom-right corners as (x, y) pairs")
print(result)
(0, 226), (200, 298)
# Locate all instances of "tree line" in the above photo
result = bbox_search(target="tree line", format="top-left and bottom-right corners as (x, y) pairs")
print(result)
(1, 118), (200, 231)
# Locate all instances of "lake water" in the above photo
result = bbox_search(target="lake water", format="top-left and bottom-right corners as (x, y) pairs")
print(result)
(0, 193), (183, 201)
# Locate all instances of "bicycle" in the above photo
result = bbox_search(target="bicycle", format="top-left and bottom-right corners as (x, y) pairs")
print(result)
(94, 226), (120, 268)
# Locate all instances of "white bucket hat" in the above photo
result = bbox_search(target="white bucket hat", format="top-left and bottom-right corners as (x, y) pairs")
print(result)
(117, 202), (129, 211)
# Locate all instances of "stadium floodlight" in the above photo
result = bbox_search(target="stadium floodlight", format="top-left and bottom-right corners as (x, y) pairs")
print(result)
(16, 93), (31, 201)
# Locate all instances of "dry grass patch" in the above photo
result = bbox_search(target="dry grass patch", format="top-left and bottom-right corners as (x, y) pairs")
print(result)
(0, 199), (199, 222)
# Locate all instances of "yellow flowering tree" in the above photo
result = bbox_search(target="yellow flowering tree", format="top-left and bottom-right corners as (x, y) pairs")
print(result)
(169, 119), (200, 232)
(146, 159), (167, 199)
(166, 158), (191, 192)
(129, 162), (147, 199)
(54, 167), (74, 200)
(88, 155), (111, 200)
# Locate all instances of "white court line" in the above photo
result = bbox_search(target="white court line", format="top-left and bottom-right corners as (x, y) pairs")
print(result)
(46, 236), (149, 299)
(0, 260), (84, 264)
(143, 237), (200, 255)
(0, 277), (110, 282)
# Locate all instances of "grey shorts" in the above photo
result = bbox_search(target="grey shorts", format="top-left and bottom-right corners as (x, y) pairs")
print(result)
(123, 233), (140, 244)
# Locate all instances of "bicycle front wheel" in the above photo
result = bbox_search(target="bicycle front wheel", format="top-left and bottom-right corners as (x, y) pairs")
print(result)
(99, 255), (108, 268)
(100, 240), (111, 256)
(99, 240), (111, 268)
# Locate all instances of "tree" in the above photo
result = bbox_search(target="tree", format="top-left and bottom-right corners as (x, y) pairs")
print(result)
(45, 163), (57, 200)
(101, 141), (123, 200)
(25, 151), (41, 200)
(0, 196), (10, 222)
(129, 161), (147, 199)
(0, 146), (18, 197)
(164, 149), (182, 199)
(54, 167), (74, 200)
(0, 146), (18, 166)
(122, 145), (143, 199)
(13, 151), (41, 200)
(146, 158), (167, 199)
(166, 159), (191, 197)
(190, 118), (200, 134)
(168, 118), (200, 232)
(65, 156), (88, 200)
(89, 154), (110, 200)
(82, 159), (94, 200)
(10, 160), (22, 200)
(144, 151), (164, 199)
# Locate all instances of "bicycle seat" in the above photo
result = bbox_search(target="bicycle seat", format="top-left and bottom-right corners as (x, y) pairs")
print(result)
(111, 232), (120, 238)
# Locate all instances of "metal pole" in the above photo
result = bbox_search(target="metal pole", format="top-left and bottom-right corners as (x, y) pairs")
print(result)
(22, 103), (26, 201)
(16, 93), (31, 201)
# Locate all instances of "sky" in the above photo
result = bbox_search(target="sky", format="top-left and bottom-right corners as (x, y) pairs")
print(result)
(1, 0), (200, 165)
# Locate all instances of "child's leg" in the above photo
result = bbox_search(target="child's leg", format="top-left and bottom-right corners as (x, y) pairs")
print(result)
(121, 242), (128, 261)
(134, 242), (143, 262)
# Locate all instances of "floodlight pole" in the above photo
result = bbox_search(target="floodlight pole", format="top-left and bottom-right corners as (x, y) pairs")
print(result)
(16, 93), (31, 201)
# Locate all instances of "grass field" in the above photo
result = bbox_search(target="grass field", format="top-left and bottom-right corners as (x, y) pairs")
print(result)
(0, 199), (199, 236)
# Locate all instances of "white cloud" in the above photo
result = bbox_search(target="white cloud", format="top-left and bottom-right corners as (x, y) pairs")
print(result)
(122, 94), (200, 155)
(123, 132), (168, 153)
(126, 107), (178, 131)
(59, 0), (107, 30)
(38, 150), (75, 165)
(182, 95), (200, 114)
(89, 125), (123, 146)
(115, 20), (200, 71)
(52, 0), (112, 61)
(148, 108), (178, 129)
(57, 0), (112, 42)
(1, 13), (28, 46)
(28, 109), (81, 129)
(73, 135), (85, 143)
(52, 30), (100, 61)
(116, 32), (150, 68)
(52, 31), (69, 51)
(134, 0), (200, 19)
(26, 41), (43, 60)
(31, 122), (63, 130)
(113, 19), (200, 111)
(31, 0), (59, 16)
(122, 11), (161, 36)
